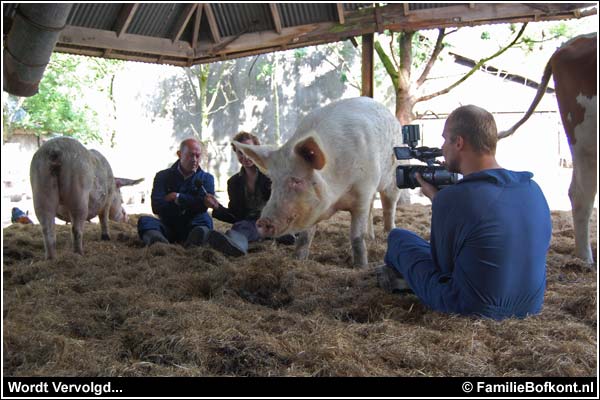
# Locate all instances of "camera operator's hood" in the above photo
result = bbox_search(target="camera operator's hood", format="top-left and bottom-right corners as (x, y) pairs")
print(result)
(460, 169), (534, 186)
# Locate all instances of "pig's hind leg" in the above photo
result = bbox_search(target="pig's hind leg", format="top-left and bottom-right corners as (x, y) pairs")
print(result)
(68, 197), (89, 255)
(33, 188), (59, 260)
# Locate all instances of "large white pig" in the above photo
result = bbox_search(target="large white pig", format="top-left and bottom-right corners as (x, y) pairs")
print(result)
(235, 97), (403, 267)
(29, 136), (143, 259)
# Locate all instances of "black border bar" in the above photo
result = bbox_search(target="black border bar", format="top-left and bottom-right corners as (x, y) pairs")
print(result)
(3, 377), (597, 398)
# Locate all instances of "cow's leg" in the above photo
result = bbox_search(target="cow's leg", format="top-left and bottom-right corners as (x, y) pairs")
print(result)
(380, 183), (401, 233)
(350, 205), (371, 268)
(295, 225), (316, 260)
(569, 147), (596, 264)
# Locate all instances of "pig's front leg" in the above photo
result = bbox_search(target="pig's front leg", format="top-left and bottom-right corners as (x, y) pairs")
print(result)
(295, 225), (316, 260)
(99, 204), (111, 241)
(350, 207), (369, 268)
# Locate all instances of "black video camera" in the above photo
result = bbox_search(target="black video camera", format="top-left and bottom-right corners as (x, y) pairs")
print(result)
(394, 125), (460, 189)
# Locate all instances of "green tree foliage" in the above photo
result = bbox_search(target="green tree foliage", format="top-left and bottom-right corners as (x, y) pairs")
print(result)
(511, 22), (575, 53)
(5, 53), (122, 144)
(373, 21), (576, 124)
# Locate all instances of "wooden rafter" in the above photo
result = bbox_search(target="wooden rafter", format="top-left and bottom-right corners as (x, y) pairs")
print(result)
(336, 4), (345, 25)
(192, 4), (204, 49)
(104, 3), (139, 56)
(204, 4), (221, 43)
(171, 4), (198, 43)
(114, 3), (139, 37)
(269, 3), (282, 34)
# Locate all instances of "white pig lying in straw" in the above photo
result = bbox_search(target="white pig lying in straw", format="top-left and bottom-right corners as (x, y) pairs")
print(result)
(235, 97), (403, 267)
(30, 136), (143, 259)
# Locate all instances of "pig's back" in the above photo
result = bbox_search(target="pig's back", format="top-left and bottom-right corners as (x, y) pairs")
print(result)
(292, 97), (400, 180)
(30, 137), (96, 201)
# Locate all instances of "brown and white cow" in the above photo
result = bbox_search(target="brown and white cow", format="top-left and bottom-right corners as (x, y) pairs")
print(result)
(499, 33), (597, 263)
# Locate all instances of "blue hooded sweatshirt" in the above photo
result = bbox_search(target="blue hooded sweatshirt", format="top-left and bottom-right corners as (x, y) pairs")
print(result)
(386, 169), (552, 320)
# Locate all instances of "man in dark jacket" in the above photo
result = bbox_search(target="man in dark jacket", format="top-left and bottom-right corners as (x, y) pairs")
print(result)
(378, 105), (552, 320)
(209, 131), (295, 256)
(137, 138), (219, 246)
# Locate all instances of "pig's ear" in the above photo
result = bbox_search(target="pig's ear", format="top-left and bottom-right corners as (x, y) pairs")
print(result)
(293, 136), (326, 170)
(233, 142), (273, 173)
(115, 178), (144, 188)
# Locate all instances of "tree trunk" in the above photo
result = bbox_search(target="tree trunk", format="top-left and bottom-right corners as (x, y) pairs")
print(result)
(395, 94), (416, 126)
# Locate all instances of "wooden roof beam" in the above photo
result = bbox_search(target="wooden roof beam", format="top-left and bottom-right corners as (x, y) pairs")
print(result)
(61, 26), (194, 58)
(171, 4), (198, 43)
(269, 3), (282, 34)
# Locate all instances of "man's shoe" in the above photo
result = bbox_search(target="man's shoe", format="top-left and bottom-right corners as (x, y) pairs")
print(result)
(208, 230), (248, 257)
(185, 226), (210, 247)
(142, 230), (169, 246)
(376, 264), (414, 294)
(275, 234), (296, 245)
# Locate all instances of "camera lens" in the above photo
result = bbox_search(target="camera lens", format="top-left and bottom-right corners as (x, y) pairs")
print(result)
(396, 165), (460, 189)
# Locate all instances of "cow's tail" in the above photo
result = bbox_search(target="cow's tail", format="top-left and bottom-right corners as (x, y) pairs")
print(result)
(498, 60), (553, 139)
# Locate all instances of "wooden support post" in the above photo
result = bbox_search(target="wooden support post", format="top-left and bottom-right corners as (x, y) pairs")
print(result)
(361, 33), (374, 98)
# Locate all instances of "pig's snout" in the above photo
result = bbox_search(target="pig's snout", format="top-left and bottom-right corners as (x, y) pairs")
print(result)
(256, 218), (276, 238)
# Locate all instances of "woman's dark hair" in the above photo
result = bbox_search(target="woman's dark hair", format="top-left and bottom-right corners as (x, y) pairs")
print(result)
(231, 131), (260, 150)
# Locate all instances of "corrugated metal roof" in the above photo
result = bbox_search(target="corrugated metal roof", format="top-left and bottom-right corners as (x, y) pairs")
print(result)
(128, 3), (184, 37)
(279, 3), (338, 28)
(67, 3), (121, 30)
(211, 3), (274, 37)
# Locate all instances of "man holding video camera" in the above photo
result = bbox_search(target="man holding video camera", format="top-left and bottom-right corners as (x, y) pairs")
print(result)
(377, 105), (552, 320)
